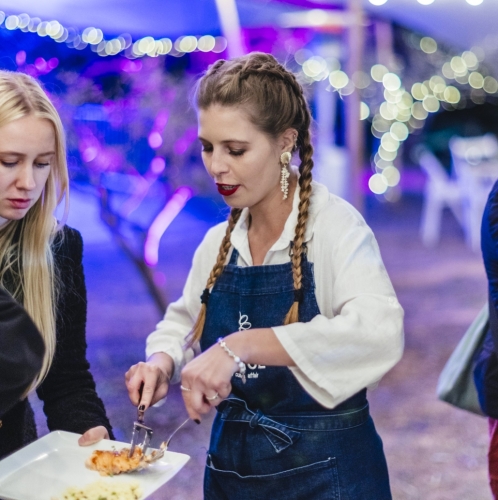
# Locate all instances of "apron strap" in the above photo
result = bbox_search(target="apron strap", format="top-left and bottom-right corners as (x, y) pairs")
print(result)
(218, 398), (301, 454)
(228, 247), (239, 266)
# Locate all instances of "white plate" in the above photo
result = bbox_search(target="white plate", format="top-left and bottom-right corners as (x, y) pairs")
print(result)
(0, 431), (190, 500)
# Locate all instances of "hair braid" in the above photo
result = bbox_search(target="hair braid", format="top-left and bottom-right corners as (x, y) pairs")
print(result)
(206, 59), (227, 77)
(187, 208), (243, 346)
(284, 131), (314, 324)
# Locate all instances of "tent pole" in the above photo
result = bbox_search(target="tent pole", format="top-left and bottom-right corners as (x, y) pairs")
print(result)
(345, 0), (365, 213)
(214, 0), (245, 57)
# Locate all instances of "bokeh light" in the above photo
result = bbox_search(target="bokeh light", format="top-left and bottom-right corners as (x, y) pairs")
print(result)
(369, 173), (388, 194)
(383, 73), (401, 92)
(420, 37), (437, 54)
(371, 64), (388, 82)
(360, 102), (370, 120)
(329, 70), (349, 89)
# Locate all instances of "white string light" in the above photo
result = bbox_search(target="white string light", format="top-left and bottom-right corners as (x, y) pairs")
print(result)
(0, 10), (228, 59)
(294, 32), (497, 200)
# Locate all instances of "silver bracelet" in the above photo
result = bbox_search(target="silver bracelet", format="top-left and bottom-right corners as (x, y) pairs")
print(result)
(217, 337), (246, 384)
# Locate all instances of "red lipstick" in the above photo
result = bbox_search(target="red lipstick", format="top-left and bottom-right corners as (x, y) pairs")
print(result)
(216, 184), (240, 196)
(8, 199), (31, 209)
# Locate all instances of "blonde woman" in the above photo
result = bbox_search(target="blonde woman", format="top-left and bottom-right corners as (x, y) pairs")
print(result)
(126, 53), (404, 499)
(0, 71), (113, 459)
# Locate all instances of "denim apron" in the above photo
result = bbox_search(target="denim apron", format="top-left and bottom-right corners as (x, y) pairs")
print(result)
(200, 247), (391, 500)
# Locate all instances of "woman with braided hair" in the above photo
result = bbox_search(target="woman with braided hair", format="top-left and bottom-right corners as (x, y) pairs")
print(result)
(126, 52), (403, 499)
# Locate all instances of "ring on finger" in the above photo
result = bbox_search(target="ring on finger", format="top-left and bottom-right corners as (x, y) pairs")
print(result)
(180, 385), (192, 392)
(205, 392), (219, 401)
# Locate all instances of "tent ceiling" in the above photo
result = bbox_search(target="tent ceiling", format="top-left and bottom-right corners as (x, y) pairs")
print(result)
(0, 0), (493, 50)
(0, 0), (299, 38)
(299, 0), (497, 49)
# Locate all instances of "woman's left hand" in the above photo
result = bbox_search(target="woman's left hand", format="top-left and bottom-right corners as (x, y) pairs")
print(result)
(78, 426), (110, 446)
(181, 340), (236, 422)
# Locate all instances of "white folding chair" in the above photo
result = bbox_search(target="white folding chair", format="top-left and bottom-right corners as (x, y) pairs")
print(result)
(449, 134), (498, 252)
(418, 149), (463, 246)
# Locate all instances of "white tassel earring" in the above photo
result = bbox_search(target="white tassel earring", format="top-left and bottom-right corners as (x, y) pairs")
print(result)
(280, 152), (291, 200)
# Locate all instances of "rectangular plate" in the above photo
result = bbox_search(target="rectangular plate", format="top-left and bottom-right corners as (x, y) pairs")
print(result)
(0, 431), (190, 500)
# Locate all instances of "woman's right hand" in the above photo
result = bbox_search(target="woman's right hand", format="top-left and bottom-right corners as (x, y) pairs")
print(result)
(125, 352), (174, 409)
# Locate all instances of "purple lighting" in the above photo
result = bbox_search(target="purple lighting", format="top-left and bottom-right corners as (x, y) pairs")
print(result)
(120, 59), (143, 73)
(34, 57), (47, 72)
(82, 146), (98, 162)
(144, 186), (193, 266)
(16, 51), (26, 66)
(154, 110), (169, 130)
(150, 156), (166, 174)
(148, 131), (163, 149)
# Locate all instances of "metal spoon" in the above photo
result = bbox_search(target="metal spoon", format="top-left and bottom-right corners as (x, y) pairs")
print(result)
(146, 418), (191, 463)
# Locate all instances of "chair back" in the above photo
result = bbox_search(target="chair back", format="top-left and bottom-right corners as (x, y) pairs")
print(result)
(450, 133), (498, 168)
(418, 149), (451, 185)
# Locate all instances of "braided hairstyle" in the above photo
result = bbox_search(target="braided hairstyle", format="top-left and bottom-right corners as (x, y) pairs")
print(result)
(188, 52), (314, 346)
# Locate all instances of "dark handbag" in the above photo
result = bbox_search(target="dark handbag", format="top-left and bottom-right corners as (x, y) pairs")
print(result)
(473, 296), (498, 420)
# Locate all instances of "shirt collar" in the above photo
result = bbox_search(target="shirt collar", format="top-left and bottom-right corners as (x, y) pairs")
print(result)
(230, 178), (330, 260)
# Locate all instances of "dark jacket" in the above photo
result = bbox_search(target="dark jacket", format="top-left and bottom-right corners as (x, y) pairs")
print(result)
(0, 225), (114, 459)
(476, 180), (498, 418)
(483, 180), (498, 334)
(0, 286), (44, 418)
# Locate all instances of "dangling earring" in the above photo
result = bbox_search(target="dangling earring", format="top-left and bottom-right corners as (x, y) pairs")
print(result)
(280, 151), (291, 200)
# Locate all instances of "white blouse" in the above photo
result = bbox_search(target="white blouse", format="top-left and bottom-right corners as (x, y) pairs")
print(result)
(146, 180), (404, 409)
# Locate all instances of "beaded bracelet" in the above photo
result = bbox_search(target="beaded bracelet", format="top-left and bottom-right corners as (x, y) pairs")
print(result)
(217, 337), (247, 384)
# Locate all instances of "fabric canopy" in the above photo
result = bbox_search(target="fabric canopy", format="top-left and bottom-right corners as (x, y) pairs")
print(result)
(0, 0), (493, 50)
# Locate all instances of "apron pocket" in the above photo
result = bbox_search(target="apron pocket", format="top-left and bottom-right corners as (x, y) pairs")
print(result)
(205, 454), (341, 500)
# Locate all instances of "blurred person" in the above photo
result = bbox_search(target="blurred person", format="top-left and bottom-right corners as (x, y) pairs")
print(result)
(0, 71), (113, 460)
(126, 53), (404, 499)
(0, 285), (44, 417)
(479, 180), (498, 498)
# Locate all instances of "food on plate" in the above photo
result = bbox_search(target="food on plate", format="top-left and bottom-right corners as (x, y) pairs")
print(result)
(85, 447), (144, 476)
(54, 480), (142, 499)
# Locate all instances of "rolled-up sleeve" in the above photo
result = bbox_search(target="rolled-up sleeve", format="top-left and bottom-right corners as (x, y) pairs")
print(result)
(273, 204), (404, 409)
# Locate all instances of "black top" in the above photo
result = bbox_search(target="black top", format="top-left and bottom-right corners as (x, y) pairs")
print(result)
(0, 225), (114, 459)
(0, 286), (45, 418)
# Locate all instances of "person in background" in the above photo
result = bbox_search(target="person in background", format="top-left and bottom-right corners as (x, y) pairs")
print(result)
(480, 180), (498, 498)
(0, 286), (44, 417)
(126, 52), (404, 499)
(0, 71), (113, 460)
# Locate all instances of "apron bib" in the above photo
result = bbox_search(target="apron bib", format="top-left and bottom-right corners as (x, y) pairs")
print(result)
(201, 248), (391, 500)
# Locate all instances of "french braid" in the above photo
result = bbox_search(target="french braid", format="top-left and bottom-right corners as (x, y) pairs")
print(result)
(187, 208), (242, 346)
(190, 52), (315, 343)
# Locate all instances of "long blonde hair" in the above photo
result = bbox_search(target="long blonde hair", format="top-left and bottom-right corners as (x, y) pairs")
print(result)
(0, 71), (69, 387)
(188, 52), (314, 346)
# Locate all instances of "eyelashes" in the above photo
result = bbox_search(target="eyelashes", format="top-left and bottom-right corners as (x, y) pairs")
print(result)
(1, 161), (50, 168)
(200, 147), (245, 156)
